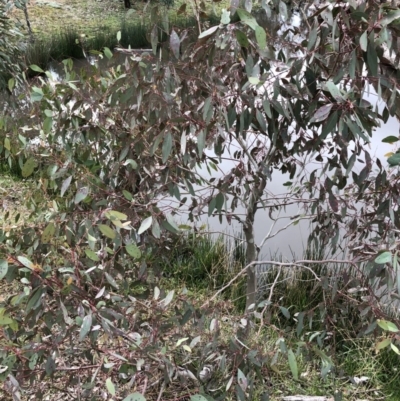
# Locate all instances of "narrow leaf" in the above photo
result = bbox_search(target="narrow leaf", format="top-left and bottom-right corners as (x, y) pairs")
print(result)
(61, 176), (72, 197)
(21, 158), (37, 178)
(106, 377), (116, 396)
(79, 314), (92, 341)
(30, 64), (44, 73)
(105, 210), (128, 221)
(170, 30), (180, 59)
(288, 349), (298, 380)
(198, 25), (219, 39)
(310, 104), (333, 123)
(376, 338), (391, 351)
(103, 47), (113, 59)
(138, 216), (153, 235)
(255, 26), (266, 49)
(0, 260), (8, 280)
(162, 132), (173, 163)
(237, 9), (259, 29)
(359, 31), (368, 52)
(41, 223), (55, 244)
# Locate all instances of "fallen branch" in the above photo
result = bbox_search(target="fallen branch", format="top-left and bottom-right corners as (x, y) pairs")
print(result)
(201, 259), (358, 309)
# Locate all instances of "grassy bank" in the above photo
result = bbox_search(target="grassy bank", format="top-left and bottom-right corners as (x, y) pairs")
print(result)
(23, 14), (219, 71)
(11, 0), (227, 35)
(6, 0), (222, 74)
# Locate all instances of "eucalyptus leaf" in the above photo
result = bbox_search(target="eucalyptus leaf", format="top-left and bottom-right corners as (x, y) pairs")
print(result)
(287, 349), (298, 380)
(98, 224), (116, 239)
(106, 377), (116, 396)
(41, 223), (55, 244)
(126, 244), (141, 259)
(21, 158), (37, 178)
(79, 314), (92, 341)
(0, 260), (8, 280)
(375, 251), (392, 264)
(138, 216), (152, 235)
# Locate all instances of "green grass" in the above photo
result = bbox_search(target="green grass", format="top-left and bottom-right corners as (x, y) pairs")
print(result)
(158, 230), (247, 310)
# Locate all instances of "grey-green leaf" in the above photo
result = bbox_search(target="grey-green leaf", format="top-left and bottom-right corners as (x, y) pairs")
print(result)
(138, 216), (152, 235)
(237, 9), (259, 30)
(21, 158), (37, 178)
(45, 356), (56, 376)
(106, 377), (116, 396)
(198, 25), (219, 39)
(310, 104), (333, 123)
(388, 153), (400, 166)
(103, 47), (113, 59)
(0, 260), (8, 280)
(74, 187), (89, 204)
(288, 349), (298, 380)
(162, 132), (173, 163)
(375, 251), (392, 265)
(79, 314), (92, 341)
(170, 30), (180, 59)
(126, 244), (141, 259)
(221, 9), (231, 24)
(359, 30), (368, 52)
(197, 130), (205, 157)
(61, 176), (72, 197)
(255, 26), (266, 50)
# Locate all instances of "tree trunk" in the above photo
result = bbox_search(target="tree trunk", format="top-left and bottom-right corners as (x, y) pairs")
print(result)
(244, 175), (266, 311)
(244, 215), (257, 310)
(23, 4), (34, 40)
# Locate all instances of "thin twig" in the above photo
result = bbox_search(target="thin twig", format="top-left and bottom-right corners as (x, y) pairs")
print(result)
(257, 266), (282, 336)
(156, 381), (166, 401)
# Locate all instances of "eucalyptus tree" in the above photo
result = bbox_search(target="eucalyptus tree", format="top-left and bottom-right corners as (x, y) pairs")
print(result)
(1, 0), (400, 398)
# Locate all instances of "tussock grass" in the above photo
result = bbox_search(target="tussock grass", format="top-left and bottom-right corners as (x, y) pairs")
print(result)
(159, 230), (247, 310)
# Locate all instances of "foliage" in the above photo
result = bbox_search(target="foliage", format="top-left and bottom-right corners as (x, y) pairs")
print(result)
(2, 0), (400, 399)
